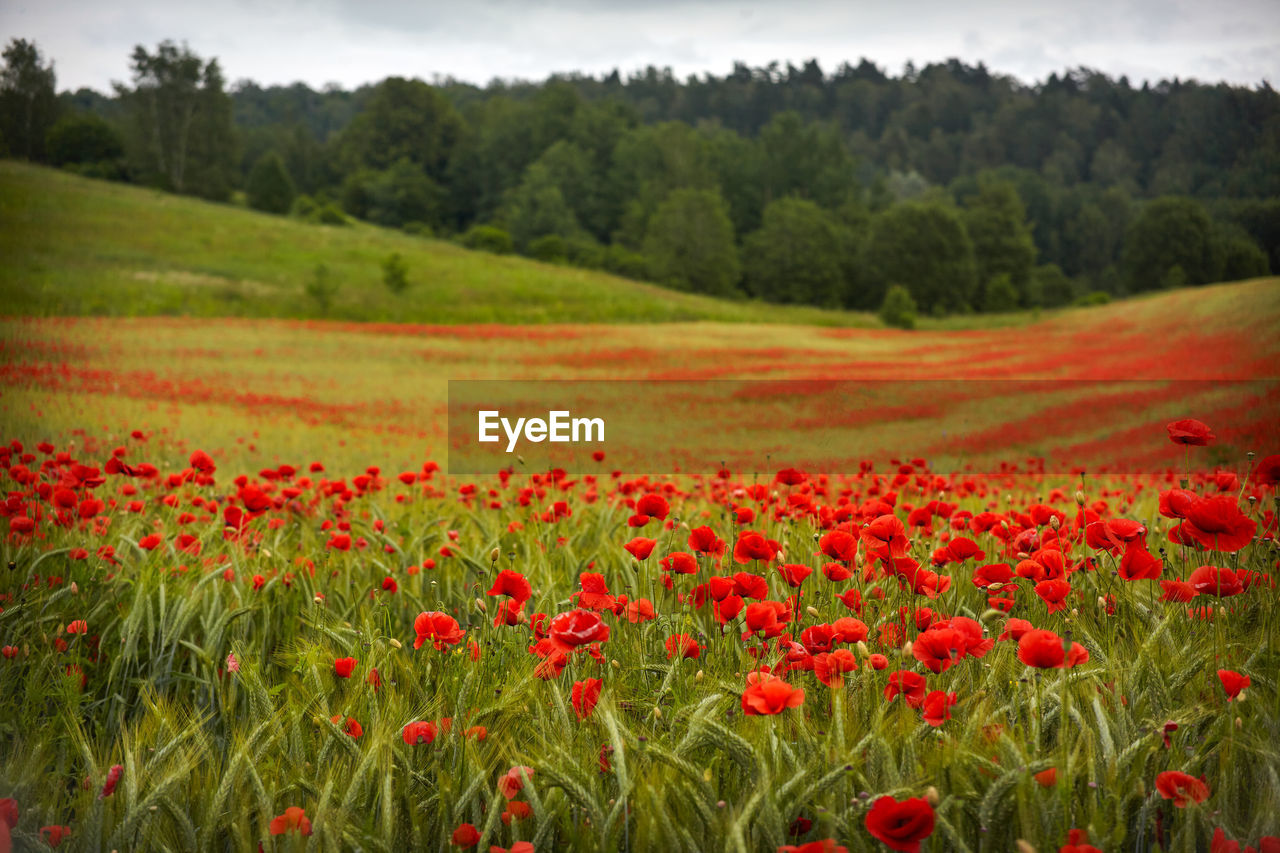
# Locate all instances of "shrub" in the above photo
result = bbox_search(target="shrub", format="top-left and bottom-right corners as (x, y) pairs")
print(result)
(304, 263), (339, 314)
(528, 234), (567, 263)
(313, 203), (347, 226)
(982, 273), (1020, 313)
(291, 194), (318, 219)
(382, 253), (409, 295)
(246, 151), (296, 215)
(879, 284), (918, 330)
(603, 245), (649, 280)
(461, 225), (514, 255)
(1073, 290), (1111, 306)
(402, 221), (434, 238)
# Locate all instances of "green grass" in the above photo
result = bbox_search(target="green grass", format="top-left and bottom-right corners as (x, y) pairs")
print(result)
(0, 161), (889, 326)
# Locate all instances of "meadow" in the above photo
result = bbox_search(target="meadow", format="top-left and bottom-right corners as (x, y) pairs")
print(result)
(2, 166), (1280, 853)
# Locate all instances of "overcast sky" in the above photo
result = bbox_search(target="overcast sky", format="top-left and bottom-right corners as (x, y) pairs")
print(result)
(3, 0), (1278, 93)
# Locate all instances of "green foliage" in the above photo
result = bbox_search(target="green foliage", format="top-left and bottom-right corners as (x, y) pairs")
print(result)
(313, 202), (347, 226)
(341, 159), (444, 229)
(963, 180), (1037, 307)
(336, 77), (462, 180)
(528, 233), (568, 263)
(304, 262), (339, 314)
(1122, 197), (1219, 292)
(742, 197), (848, 307)
(878, 283), (917, 329)
(602, 244), (649, 280)
(1029, 264), (1076, 308)
(863, 201), (977, 313)
(1214, 226), (1269, 282)
(381, 252), (409, 295)
(501, 161), (582, 252)
(0, 38), (59, 161)
(118, 41), (236, 200)
(643, 188), (740, 297)
(45, 113), (124, 168)
(246, 151), (296, 215)
(1073, 289), (1112, 306)
(982, 273), (1021, 313)
(461, 224), (514, 255)
(290, 194), (318, 218)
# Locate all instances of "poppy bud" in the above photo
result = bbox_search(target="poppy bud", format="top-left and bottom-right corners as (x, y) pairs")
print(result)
(489, 547), (500, 564)
(703, 768), (713, 782)
(1236, 717), (1243, 728)
(389, 638), (402, 649)
(925, 786), (940, 806)
(806, 606), (820, 618)
(1050, 516), (1060, 530)
(474, 598), (486, 613)
(1097, 597), (1107, 609)
(1071, 608), (1079, 618)
(855, 552), (866, 569)
(1015, 841), (1037, 853)
(1075, 491), (1086, 506)
(695, 670), (704, 681)
(856, 641), (869, 657)
(314, 594), (324, 605)
(262, 549), (272, 558)
(901, 641), (913, 658)
(653, 707), (662, 719)
(717, 801), (726, 809)
(611, 659), (620, 668)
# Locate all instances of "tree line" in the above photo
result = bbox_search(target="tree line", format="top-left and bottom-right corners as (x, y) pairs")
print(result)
(3, 38), (1277, 319)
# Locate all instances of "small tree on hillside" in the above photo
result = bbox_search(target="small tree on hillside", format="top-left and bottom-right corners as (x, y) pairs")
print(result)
(305, 263), (339, 314)
(247, 151), (296, 214)
(382, 253), (409, 295)
(879, 284), (918, 330)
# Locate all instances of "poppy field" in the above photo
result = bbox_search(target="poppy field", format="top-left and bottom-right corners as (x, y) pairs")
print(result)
(2, 280), (1280, 853)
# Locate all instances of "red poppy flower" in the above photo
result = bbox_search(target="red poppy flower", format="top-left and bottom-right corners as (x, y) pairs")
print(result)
(41, 825), (72, 847)
(972, 563), (1014, 588)
(549, 609), (610, 650)
(813, 649), (858, 688)
(688, 525), (726, 558)
(665, 633), (702, 659)
(624, 537), (657, 561)
(864, 795), (935, 853)
(571, 678), (602, 720)
(1251, 453), (1280, 487)
(487, 570), (532, 603)
(741, 672), (805, 715)
(884, 670), (927, 708)
(269, 807), (312, 836)
(661, 552), (698, 574)
(635, 492), (670, 520)
(733, 572), (770, 600)
(734, 530), (782, 564)
(414, 611), (466, 650)
(779, 841), (849, 853)
(912, 626), (963, 674)
(1155, 771), (1210, 807)
(921, 690), (957, 727)
(333, 657), (356, 678)
(1166, 418), (1215, 446)
(868, 653), (889, 670)
(403, 721), (438, 745)
(1035, 767), (1057, 787)
(1217, 669), (1250, 701)
(100, 764), (122, 798)
(1158, 579), (1199, 602)
(572, 573), (616, 611)
(819, 529), (858, 563)
(1034, 578), (1072, 613)
(832, 616), (869, 644)
(1017, 629), (1088, 669)
(1180, 496), (1257, 552)
(451, 822), (481, 847)
(499, 765), (534, 799)
(778, 563), (812, 587)
(1119, 544), (1163, 581)
(66, 620), (88, 635)
(1187, 566), (1244, 598)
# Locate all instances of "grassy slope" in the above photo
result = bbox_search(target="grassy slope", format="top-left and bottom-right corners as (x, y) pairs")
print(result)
(0, 161), (886, 326)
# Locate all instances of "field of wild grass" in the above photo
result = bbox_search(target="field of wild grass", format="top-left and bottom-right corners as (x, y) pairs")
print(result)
(2, 275), (1279, 851)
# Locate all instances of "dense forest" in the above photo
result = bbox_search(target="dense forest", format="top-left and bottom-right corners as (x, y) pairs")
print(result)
(4, 38), (1279, 318)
